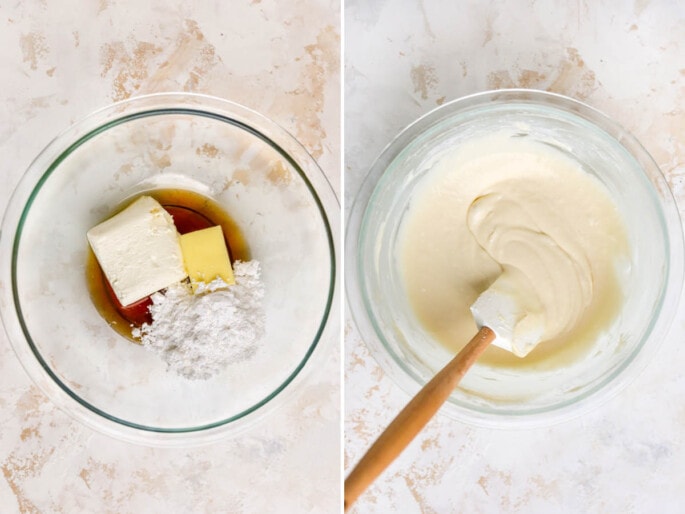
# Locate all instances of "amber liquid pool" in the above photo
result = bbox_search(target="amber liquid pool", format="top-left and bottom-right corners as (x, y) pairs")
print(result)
(85, 189), (250, 341)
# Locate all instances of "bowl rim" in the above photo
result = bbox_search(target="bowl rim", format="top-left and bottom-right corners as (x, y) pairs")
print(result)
(0, 92), (340, 446)
(345, 88), (685, 428)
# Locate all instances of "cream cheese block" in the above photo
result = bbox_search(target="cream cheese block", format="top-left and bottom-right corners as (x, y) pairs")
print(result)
(87, 195), (187, 306)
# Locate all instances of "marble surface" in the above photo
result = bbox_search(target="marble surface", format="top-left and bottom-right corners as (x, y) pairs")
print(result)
(345, 1), (685, 513)
(0, 1), (340, 513)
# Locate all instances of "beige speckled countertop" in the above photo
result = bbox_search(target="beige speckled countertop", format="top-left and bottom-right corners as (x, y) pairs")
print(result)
(345, 1), (685, 513)
(0, 1), (340, 512)
(4, 0), (685, 512)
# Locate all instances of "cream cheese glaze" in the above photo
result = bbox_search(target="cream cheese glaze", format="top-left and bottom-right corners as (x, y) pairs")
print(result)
(400, 133), (629, 366)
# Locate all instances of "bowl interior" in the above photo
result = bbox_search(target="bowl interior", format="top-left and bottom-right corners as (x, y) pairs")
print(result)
(350, 91), (683, 425)
(4, 97), (337, 436)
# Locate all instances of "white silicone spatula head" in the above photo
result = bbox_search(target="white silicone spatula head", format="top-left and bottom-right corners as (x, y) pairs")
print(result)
(470, 272), (544, 357)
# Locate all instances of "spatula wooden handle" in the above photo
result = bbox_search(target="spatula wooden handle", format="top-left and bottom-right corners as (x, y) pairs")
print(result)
(344, 326), (495, 511)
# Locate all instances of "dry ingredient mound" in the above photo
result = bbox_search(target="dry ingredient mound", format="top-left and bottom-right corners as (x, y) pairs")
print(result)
(133, 260), (265, 380)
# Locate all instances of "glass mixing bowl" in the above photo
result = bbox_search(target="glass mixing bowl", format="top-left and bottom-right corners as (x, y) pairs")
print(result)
(346, 89), (683, 427)
(0, 93), (339, 445)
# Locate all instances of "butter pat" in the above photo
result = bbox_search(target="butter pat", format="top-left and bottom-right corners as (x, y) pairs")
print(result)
(87, 195), (187, 306)
(180, 225), (235, 291)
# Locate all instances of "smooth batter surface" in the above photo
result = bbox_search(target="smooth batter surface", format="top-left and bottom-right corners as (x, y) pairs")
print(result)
(400, 134), (630, 368)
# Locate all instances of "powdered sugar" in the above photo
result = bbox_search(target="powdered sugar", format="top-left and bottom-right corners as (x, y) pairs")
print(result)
(133, 260), (265, 380)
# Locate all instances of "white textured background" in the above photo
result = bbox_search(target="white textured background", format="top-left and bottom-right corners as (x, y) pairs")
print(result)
(0, 1), (340, 513)
(345, 1), (685, 513)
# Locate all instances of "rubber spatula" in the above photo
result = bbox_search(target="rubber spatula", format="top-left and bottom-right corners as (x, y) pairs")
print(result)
(344, 276), (542, 510)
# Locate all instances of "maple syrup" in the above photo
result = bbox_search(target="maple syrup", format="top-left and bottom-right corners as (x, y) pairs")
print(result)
(85, 189), (250, 342)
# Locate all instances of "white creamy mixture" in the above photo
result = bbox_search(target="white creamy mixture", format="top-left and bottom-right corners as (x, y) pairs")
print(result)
(400, 134), (629, 367)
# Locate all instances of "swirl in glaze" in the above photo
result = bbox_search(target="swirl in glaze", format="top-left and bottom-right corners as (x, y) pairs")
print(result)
(400, 134), (629, 365)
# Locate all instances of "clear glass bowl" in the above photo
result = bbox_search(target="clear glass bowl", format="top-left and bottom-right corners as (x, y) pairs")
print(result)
(346, 89), (683, 427)
(0, 93), (339, 445)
